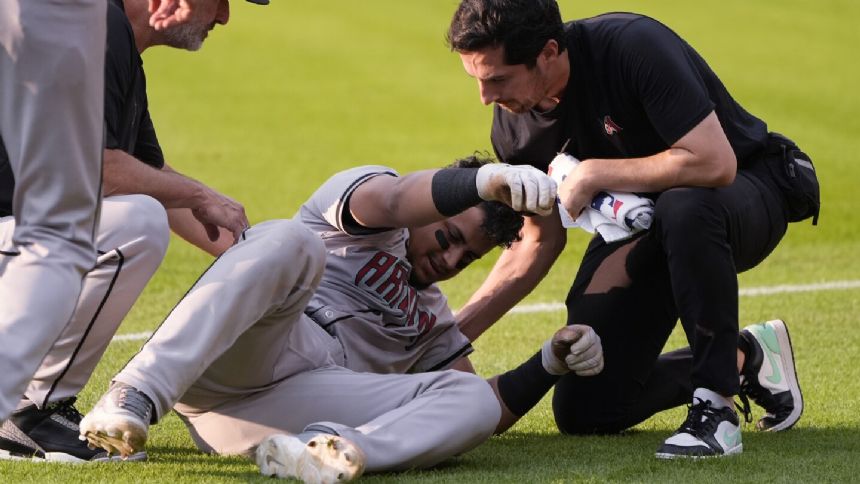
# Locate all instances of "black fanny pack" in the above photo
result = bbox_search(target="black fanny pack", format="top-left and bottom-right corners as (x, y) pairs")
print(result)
(761, 132), (820, 225)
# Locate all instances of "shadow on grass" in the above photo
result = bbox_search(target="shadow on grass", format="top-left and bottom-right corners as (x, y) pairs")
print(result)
(9, 427), (846, 483)
(356, 426), (860, 483)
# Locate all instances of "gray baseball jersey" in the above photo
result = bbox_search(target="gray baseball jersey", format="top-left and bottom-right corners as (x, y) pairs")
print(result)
(298, 166), (473, 374)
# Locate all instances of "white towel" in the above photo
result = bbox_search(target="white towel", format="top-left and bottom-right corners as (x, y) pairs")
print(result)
(548, 153), (654, 243)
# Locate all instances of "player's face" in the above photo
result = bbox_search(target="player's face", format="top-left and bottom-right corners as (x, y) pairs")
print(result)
(406, 207), (495, 287)
(459, 46), (550, 114)
(161, 0), (230, 51)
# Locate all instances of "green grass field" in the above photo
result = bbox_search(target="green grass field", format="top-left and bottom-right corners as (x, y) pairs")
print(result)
(3, 0), (860, 481)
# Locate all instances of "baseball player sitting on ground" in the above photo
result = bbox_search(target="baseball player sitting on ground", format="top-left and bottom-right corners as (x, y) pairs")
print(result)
(79, 156), (604, 482)
(0, 0), (261, 462)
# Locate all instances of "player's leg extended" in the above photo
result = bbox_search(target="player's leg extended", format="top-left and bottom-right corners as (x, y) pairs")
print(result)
(0, 0), (106, 420)
(653, 167), (788, 458)
(178, 366), (499, 474)
(1, 196), (167, 462)
(81, 219), (326, 457)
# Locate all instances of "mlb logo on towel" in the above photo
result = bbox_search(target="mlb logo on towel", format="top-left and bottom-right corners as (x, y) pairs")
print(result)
(591, 192), (624, 220)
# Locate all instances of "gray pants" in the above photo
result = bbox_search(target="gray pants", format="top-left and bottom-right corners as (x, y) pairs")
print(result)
(0, 0), (106, 419)
(115, 219), (500, 472)
(1, 195), (169, 408)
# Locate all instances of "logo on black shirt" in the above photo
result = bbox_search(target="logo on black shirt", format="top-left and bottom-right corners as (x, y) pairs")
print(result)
(603, 115), (623, 136)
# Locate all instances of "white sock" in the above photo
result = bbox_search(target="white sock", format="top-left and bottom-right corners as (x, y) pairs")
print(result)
(693, 387), (733, 410)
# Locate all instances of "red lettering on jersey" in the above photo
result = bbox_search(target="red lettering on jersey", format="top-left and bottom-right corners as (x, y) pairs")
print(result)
(353, 250), (440, 339)
(397, 286), (414, 313)
(416, 311), (437, 335)
(377, 262), (409, 304)
(406, 294), (422, 323)
(426, 313), (437, 334)
(355, 251), (396, 287)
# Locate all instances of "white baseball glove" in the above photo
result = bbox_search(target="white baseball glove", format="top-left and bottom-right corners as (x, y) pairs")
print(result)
(542, 324), (604, 377)
(475, 163), (557, 216)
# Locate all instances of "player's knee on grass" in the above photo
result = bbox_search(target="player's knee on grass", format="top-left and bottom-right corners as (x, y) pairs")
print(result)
(552, 376), (640, 435)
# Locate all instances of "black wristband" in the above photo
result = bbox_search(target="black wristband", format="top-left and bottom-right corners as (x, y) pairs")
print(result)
(497, 350), (561, 417)
(431, 168), (482, 216)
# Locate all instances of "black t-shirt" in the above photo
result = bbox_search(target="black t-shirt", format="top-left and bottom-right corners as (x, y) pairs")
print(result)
(0, 136), (12, 217)
(491, 13), (768, 173)
(0, 0), (163, 217)
(104, 0), (164, 167)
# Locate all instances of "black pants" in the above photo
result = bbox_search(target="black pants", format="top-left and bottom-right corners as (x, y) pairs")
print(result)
(553, 141), (790, 434)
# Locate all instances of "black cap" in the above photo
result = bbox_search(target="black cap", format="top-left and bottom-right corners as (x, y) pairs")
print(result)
(246, 0), (269, 4)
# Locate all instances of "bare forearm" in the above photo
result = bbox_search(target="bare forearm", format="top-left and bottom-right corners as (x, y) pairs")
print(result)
(166, 208), (234, 256)
(457, 213), (566, 341)
(377, 170), (443, 227)
(350, 170), (454, 229)
(103, 149), (206, 208)
(577, 147), (733, 194)
(558, 112), (736, 217)
(104, 149), (249, 247)
(573, 111), (737, 193)
(457, 250), (554, 341)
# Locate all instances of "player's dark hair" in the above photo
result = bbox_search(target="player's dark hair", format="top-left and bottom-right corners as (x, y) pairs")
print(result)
(449, 153), (524, 248)
(447, 0), (566, 68)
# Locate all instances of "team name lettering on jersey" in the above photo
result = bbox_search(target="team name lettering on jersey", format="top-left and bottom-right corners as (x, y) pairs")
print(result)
(355, 251), (437, 338)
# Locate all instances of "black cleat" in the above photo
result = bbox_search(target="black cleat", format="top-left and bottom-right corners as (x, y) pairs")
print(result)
(0, 397), (146, 462)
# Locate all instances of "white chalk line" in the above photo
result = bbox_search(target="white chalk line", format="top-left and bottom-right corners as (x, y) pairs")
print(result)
(111, 332), (154, 342)
(509, 279), (860, 315)
(111, 279), (860, 343)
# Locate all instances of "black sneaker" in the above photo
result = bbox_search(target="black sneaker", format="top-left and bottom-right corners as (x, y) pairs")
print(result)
(656, 392), (743, 459)
(739, 319), (803, 431)
(0, 397), (146, 462)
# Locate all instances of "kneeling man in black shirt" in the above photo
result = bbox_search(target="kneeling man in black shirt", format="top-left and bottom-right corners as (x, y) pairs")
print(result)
(447, 0), (816, 459)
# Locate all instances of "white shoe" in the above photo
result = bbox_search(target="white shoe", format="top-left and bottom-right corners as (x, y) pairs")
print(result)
(656, 390), (743, 459)
(257, 433), (365, 484)
(79, 383), (153, 459)
(739, 319), (803, 431)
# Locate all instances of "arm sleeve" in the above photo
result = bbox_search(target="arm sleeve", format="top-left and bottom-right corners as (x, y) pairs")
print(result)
(132, 110), (165, 168)
(301, 165), (398, 236)
(620, 18), (715, 145)
(103, 11), (133, 152)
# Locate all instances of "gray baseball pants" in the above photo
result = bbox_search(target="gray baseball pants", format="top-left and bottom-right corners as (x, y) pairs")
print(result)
(0, 0), (106, 419)
(114, 219), (500, 472)
(1, 195), (169, 409)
